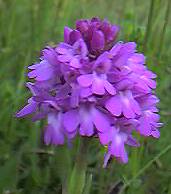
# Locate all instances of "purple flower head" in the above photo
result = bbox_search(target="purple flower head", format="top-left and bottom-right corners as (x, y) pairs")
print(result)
(17, 17), (162, 167)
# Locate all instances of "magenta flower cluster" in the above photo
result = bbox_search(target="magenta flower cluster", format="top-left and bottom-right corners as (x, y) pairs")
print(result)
(17, 17), (162, 166)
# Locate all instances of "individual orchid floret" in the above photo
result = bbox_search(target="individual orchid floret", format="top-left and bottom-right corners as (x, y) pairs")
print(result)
(28, 47), (59, 82)
(105, 90), (141, 118)
(44, 112), (65, 145)
(77, 52), (116, 95)
(56, 38), (88, 68)
(77, 73), (116, 95)
(100, 118), (140, 167)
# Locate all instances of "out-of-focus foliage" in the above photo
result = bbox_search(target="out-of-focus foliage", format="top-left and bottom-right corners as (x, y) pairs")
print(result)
(0, 0), (171, 193)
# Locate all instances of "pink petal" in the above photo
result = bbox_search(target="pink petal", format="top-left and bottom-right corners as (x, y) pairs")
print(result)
(80, 87), (92, 97)
(105, 96), (122, 116)
(138, 117), (151, 136)
(77, 74), (93, 87)
(151, 129), (160, 138)
(28, 63), (41, 70)
(45, 113), (65, 145)
(120, 91), (136, 118)
(146, 79), (156, 89)
(44, 125), (64, 145)
(28, 61), (53, 81)
(92, 108), (110, 132)
(110, 133), (123, 157)
(91, 30), (105, 51)
(145, 70), (157, 78)
(79, 118), (94, 136)
(64, 26), (72, 43)
(104, 80), (116, 95)
(129, 53), (145, 64)
(70, 30), (82, 44)
(70, 58), (81, 68)
(122, 102), (136, 119)
(16, 98), (37, 117)
(120, 147), (128, 163)
(63, 110), (79, 133)
(70, 88), (80, 108)
(58, 54), (72, 62)
(56, 47), (68, 55)
(110, 135), (128, 163)
(110, 42), (123, 57)
(92, 78), (105, 95)
(130, 99), (141, 115)
(98, 132), (110, 145)
(56, 43), (72, 54)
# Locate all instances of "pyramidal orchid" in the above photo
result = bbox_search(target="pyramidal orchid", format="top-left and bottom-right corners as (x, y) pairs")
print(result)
(17, 17), (162, 168)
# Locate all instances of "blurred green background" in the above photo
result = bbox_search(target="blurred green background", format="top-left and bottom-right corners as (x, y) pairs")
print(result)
(0, 0), (171, 193)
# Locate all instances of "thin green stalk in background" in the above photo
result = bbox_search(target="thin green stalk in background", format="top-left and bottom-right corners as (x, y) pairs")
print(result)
(143, 0), (155, 53)
(119, 143), (171, 194)
(157, 0), (171, 59)
(82, 173), (93, 194)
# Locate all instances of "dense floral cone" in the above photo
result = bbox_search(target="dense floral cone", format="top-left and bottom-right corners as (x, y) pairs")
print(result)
(17, 17), (162, 167)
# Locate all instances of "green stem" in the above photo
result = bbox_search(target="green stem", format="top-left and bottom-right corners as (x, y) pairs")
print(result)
(68, 138), (89, 194)
(157, 0), (171, 59)
(143, 0), (155, 53)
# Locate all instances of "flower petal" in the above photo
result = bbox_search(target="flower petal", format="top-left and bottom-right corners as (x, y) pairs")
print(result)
(44, 124), (65, 145)
(79, 118), (94, 136)
(104, 80), (116, 95)
(92, 78), (105, 95)
(28, 61), (53, 81)
(105, 96), (122, 116)
(70, 58), (81, 68)
(64, 26), (72, 43)
(77, 74), (93, 87)
(16, 98), (37, 117)
(91, 30), (105, 51)
(63, 110), (79, 133)
(92, 108), (110, 132)
(99, 131), (111, 145)
(151, 129), (160, 138)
